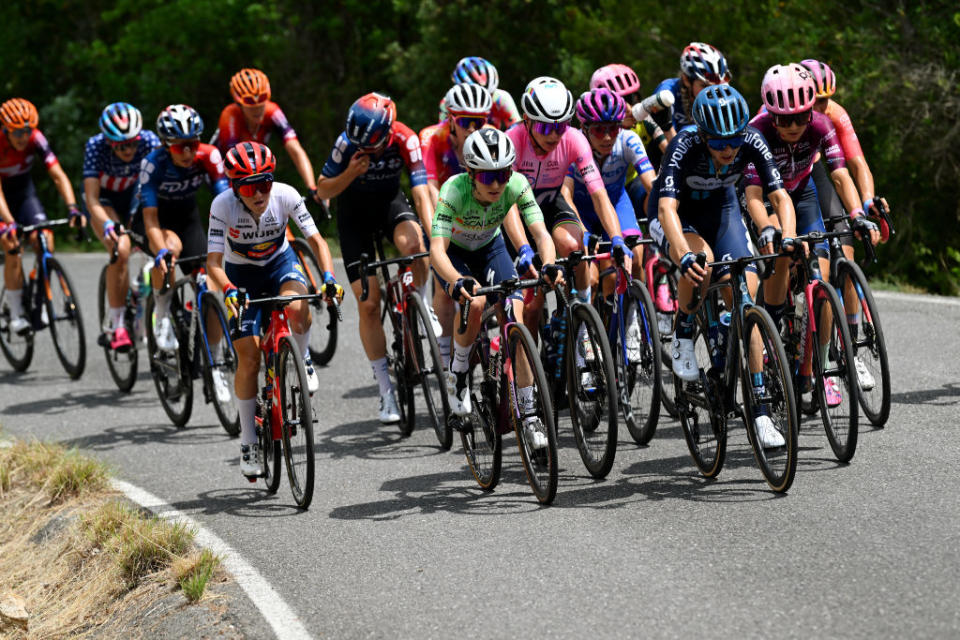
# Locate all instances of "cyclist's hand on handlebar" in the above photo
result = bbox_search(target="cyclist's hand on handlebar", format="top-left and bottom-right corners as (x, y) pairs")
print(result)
(516, 243), (536, 278)
(451, 277), (477, 304)
(757, 225), (780, 255)
(103, 220), (120, 244)
(851, 213), (880, 246)
(154, 248), (170, 277)
(780, 235), (805, 257)
(541, 263), (564, 288)
(611, 235), (632, 272)
(67, 204), (86, 228)
(679, 251), (706, 284)
(322, 271), (345, 303)
(223, 284), (240, 319)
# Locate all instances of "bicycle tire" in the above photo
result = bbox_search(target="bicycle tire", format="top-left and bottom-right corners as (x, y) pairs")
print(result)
(622, 280), (662, 445)
(145, 283), (194, 427)
(200, 291), (240, 436)
(810, 280), (859, 462)
(675, 318), (726, 478)
(0, 275), (34, 372)
(459, 334), (503, 490)
(655, 270), (680, 418)
(278, 336), (315, 509)
(740, 305), (798, 493)
(407, 291), (452, 449)
(257, 394), (282, 494)
(834, 260), (890, 426)
(567, 301), (618, 478)
(292, 237), (338, 366)
(44, 257), (86, 379)
(98, 264), (138, 393)
(508, 322), (558, 504)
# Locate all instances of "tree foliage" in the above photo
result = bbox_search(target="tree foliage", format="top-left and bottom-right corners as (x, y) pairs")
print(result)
(2, 0), (958, 290)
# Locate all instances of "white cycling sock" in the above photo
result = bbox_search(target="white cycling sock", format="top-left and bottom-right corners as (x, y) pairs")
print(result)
(291, 329), (310, 362)
(6, 290), (23, 318)
(518, 385), (535, 415)
(575, 324), (587, 368)
(579, 285), (591, 304)
(155, 289), (172, 319)
(237, 396), (257, 445)
(452, 340), (471, 374)
(109, 306), (125, 330)
(437, 335), (452, 369)
(371, 357), (393, 395)
(417, 283), (428, 301)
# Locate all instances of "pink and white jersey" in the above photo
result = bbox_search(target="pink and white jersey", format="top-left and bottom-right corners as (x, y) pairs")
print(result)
(505, 123), (604, 205)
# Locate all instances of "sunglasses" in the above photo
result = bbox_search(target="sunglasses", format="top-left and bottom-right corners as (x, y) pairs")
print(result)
(235, 178), (274, 197)
(110, 136), (140, 151)
(453, 116), (487, 131)
(238, 94), (269, 106)
(587, 123), (621, 138)
(167, 140), (200, 154)
(773, 110), (812, 128)
(705, 135), (746, 151)
(531, 121), (568, 137)
(474, 169), (512, 186)
(7, 127), (31, 138)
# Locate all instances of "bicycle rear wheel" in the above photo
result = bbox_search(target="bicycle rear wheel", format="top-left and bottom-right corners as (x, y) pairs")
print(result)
(676, 319), (726, 478)
(622, 280), (662, 444)
(0, 275), (34, 372)
(293, 237), (338, 366)
(98, 264), (138, 392)
(459, 336), (503, 491)
(201, 291), (240, 436)
(811, 280), (859, 462)
(145, 284), (194, 427)
(740, 306), (798, 493)
(278, 336), (315, 509)
(44, 257), (86, 379)
(508, 322), (558, 504)
(567, 302), (618, 478)
(256, 370), (282, 494)
(834, 260), (890, 426)
(407, 291), (452, 449)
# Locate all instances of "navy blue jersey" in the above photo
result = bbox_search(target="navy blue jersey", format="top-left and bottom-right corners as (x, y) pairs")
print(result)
(138, 143), (229, 208)
(320, 121), (427, 197)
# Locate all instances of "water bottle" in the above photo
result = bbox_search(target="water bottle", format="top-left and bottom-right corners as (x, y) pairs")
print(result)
(135, 263), (151, 341)
(631, 90), (676, 121)
(717, 311), (731, 368)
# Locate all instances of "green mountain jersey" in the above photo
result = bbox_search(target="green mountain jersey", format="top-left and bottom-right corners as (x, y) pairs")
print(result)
(431, 172), (544, 251)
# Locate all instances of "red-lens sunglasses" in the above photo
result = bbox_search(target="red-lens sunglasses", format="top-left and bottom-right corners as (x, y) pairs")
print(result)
(235, 179), (274, 197)
(167, 140), (200, 154)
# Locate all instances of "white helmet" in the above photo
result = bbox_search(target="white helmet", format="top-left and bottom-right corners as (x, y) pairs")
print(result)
(463, 128), (516, 171)
(444, 83), (493, 117)
(520, 76), (575, 123)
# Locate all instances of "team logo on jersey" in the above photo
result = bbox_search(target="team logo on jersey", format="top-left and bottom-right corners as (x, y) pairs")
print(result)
(229, 227), (240, 238)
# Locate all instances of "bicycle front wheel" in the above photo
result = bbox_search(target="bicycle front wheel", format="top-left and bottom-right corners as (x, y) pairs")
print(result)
(0, 275), (34, 372)
(811, 280), (859, 462)
(508, 322), (558, 504)
(293, 237), (338, 366)
(740, 306), (798, 493)
(201, 291), (240, 436)
(407, 291), (452, 449)
(566, 302), (618, 478)
(145, 284), (194, 427)
(676, 319), (726, 478)
(278, 336), (315, 509)
(622, 280), (662, 445)
(98, 263), (138, 392)
(45, 257), (86, 379)
(459, 338), (503, 491)
(834, 260), (890, 426)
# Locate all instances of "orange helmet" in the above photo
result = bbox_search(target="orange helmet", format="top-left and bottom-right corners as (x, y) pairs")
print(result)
(224, 141), (276, 181)
(0, 98), (39, 130)
(230, 68), (271, 106)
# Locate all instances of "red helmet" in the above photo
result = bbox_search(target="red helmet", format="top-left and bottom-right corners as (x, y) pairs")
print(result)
(230, 68), (271, 106)
(0, 98), (39, 130)
(224, 141), (276, 181)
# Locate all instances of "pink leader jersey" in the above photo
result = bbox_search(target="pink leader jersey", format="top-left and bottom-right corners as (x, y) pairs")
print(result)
(505, 123), (605, 205)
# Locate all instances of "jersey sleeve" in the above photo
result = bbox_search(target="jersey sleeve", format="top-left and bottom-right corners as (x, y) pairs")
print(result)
(82, 136), (102, 179)
(320, 133), (352, 178)
(622, 130), (654, 175)
(393, 122), (427, 187)
(267, 103), (298, 143)
(138, 152), (162, 209)
(200, 145), (230, 195)
(31, 130), (59, 169)
(207, 192), (228, 255)
(431, 178), (459, 239)
(657, 132), (688, 200)
(216, 105), (240, 152)
(283, 185), (319, 238)
(491, 89), (521, 128)
(743, 127), (784, 192)
(826, 101), (863, 160)
(817, 115), (847, 172)
(509, 173), (544, 227)
(419, 125), (441, 183)
(569, 129), (605, 195)
(742, 163), (762, 187)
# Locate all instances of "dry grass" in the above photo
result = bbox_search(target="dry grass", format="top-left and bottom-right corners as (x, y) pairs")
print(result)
(0, 439), (108, 502)
(172, 548), (222, 603)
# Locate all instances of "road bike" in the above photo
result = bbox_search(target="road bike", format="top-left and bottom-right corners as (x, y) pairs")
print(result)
(290, 235), (338, 367)
(0, 218), (86, 378)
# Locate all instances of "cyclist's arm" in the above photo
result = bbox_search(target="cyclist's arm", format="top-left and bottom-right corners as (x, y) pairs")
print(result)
(590, 188), (623, 239)
(426, 180), (441, 208)
(47, 163), (78, 211)
(846, 155), (875, 204)
(83, 177), (111, 230)
(410, 183), (434, 237)
(768, 187), (797, 238)
(560, 177), (578, 217)
(283, 138), (318, 194)
(502, 204), (527, 253)
(205, 252), (230, 292)
(428, 234), (461, 290)
(658, 196), (689, 263)
(0, 181), (14, 223)
(829, 167), (863, 218)
(306, 233), (335, 277)
(142, 206), (166, 255)
(315, 152), (367, 200)
(528, 219), (556, 267)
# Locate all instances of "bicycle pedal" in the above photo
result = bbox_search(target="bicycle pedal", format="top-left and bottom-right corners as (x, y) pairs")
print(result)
(245, 475), (258, 484)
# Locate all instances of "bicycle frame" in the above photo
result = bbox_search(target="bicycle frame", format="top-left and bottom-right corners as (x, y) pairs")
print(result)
(15, 219), (74, 321)
(258, 306), (292, 442)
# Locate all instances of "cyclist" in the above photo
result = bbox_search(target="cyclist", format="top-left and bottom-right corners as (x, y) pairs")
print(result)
(0, 98), (84, 334)
(803, 58), (887, 391)
(83, 102), (162, 350)
(560, 88), (654, 357)
(206, 142), (341, 477)
(421, 83), (494, 368)
(214, 68), (323, 205)
(431, 127), (560, 447)
(647, 84), (796, 448)
(506, 76), (629, 335)
(315, 92), (434, 424)
(438, 57), (520, 130)
(743, 63), (880, 405)
(651, 42), (732, 139)
(134, 104), (229, 372)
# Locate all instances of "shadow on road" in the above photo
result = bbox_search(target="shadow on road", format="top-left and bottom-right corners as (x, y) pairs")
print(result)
(891, 383), (960, 407)
(340, 384), (380, 399)
(2, 386), (156, 416)
(315, 418), (448, 461)
(166, 487), (304, 518)
(57, 422), (233, 452)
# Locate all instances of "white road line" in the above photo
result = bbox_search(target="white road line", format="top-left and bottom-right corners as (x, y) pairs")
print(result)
(111, 479), (314, 640)
(873, 290), (960, 308)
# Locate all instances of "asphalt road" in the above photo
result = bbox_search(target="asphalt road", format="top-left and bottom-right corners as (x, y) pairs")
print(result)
(2, 253), (958, 639)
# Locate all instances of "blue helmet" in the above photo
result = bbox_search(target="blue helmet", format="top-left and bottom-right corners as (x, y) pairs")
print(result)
(156, 104), (203, 141)
(692, 84), (748, 137)
(451, 57), (499, 93)
(345, 92), (395, 149)
(99, 102), (143, 142)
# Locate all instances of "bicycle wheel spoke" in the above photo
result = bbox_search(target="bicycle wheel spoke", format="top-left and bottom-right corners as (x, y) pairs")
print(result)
(280, 337), (315, 509)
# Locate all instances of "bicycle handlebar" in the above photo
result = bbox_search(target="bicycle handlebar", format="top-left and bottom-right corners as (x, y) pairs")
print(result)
(456, 276), (541, 335)
(348, 251), (430, 302)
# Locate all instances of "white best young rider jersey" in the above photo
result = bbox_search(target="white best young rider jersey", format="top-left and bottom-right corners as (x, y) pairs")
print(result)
(207, 181), (318, 266)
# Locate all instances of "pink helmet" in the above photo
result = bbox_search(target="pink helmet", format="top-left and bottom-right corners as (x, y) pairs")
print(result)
(576, 88), (626, 124)
(761, 63), (817, 114)
(589, 64), (640, 98)
(800, 59), (836, 98)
